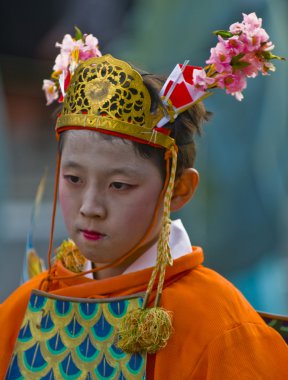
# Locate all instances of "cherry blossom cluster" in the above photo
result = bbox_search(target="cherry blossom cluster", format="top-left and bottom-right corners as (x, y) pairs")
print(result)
(43, 28), (102, 105)
(193, 12), (284, 101)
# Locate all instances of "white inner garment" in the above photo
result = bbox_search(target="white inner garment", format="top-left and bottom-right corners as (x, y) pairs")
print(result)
(123, 219), (192, 274)
(83, 219), (192, 277)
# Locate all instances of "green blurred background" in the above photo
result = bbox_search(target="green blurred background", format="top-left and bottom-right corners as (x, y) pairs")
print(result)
(0, 0), (287, 313)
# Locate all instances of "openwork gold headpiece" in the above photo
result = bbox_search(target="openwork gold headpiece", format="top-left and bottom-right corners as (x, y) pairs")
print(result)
(56, 55), (175, 149)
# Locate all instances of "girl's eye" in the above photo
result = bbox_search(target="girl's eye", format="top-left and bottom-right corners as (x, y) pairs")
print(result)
(110, 182), (131, 190)
(64, 175), (81, 184)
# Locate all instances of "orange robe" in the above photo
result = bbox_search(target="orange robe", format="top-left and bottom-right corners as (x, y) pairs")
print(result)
(1, 247), (288, 379)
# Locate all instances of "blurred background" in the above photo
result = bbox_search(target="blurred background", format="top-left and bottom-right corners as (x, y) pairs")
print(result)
(0, 0), (287, 313)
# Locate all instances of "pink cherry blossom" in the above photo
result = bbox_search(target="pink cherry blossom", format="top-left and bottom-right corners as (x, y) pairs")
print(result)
(229, 21), (244, 34)
(235, 13), (270, 53)
(83, 34), (102, 57)
(55, 34), (83, 55)
(239, 28), (269, 53)
(222, 35), (245, 56)
(214, 72), (247, 100)
(242, 12), (262, 33)
(42, 79), (58, 105)
(241, 52), (276, 77)
(262, 41), (275, 52)
(239, 52), (262, 77)
(232, 91), (244, 101)
(262, 61), (276, 75)
(78, 38), (99, 60)
(55, 34), (74, 51)
(53, 53), (70, 72)
(54, 34), (85, 73)
(206, 40), (233, 73)
(253, 27), (269, 44)
(192, 68), (215, 91)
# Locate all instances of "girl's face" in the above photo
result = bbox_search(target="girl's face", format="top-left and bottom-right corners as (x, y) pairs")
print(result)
(59, 131), (164, 275)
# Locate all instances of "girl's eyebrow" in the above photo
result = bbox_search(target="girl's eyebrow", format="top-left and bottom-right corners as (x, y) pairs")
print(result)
(61, 160), (140, 177)
(107, 167), (140, 177)
(61, 160), (83, 169)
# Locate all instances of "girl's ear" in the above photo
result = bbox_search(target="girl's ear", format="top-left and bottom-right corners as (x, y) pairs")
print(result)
(170, 168), (199, 212)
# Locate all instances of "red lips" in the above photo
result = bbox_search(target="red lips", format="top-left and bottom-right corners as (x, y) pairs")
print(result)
(82, 230), (105, 241)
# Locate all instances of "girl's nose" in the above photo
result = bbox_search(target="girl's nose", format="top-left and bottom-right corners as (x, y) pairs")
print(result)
(80, 189), (107, 218)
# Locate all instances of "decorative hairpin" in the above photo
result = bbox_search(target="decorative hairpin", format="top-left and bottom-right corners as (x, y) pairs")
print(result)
(157, 61), (208, 127)
(42, 27), (102, 105)
(157, 12), (284, 127)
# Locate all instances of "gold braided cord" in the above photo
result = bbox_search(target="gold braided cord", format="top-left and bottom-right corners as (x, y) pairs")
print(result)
(56, 115), (175, 149)
(143, 146), (177, 308)
(118, 146), (177, 353)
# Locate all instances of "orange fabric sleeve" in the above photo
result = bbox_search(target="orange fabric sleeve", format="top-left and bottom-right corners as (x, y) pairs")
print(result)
(190, 323), (288, 379)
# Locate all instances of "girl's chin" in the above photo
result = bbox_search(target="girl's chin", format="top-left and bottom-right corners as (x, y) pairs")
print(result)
(79, 250), (114, 265)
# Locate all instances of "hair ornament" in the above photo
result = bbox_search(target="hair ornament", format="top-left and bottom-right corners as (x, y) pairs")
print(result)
(157, 11), (284, 127)
(42, 27), (102, 105)
(192, 12), (284, 101)
(157, 60), (208, 128)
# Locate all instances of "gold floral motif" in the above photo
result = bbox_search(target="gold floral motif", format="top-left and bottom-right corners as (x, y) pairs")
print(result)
(62, 55), (151, 126)
(85, 79), (113, 112)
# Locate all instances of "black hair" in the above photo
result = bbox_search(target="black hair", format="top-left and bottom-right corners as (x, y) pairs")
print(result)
(130, 73), (211, 178)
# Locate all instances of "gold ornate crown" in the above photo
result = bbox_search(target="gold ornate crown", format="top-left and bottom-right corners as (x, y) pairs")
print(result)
(56, 54), (175, 149)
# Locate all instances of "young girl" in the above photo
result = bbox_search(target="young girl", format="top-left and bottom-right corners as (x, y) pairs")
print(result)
(1, 13), (288, 379)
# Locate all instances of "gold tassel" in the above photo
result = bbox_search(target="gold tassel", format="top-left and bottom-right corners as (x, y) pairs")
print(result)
(117, 307), (173, 353)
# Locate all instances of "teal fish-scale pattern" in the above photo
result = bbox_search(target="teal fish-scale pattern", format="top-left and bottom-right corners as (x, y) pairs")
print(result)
(5, 291), (146, 379)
